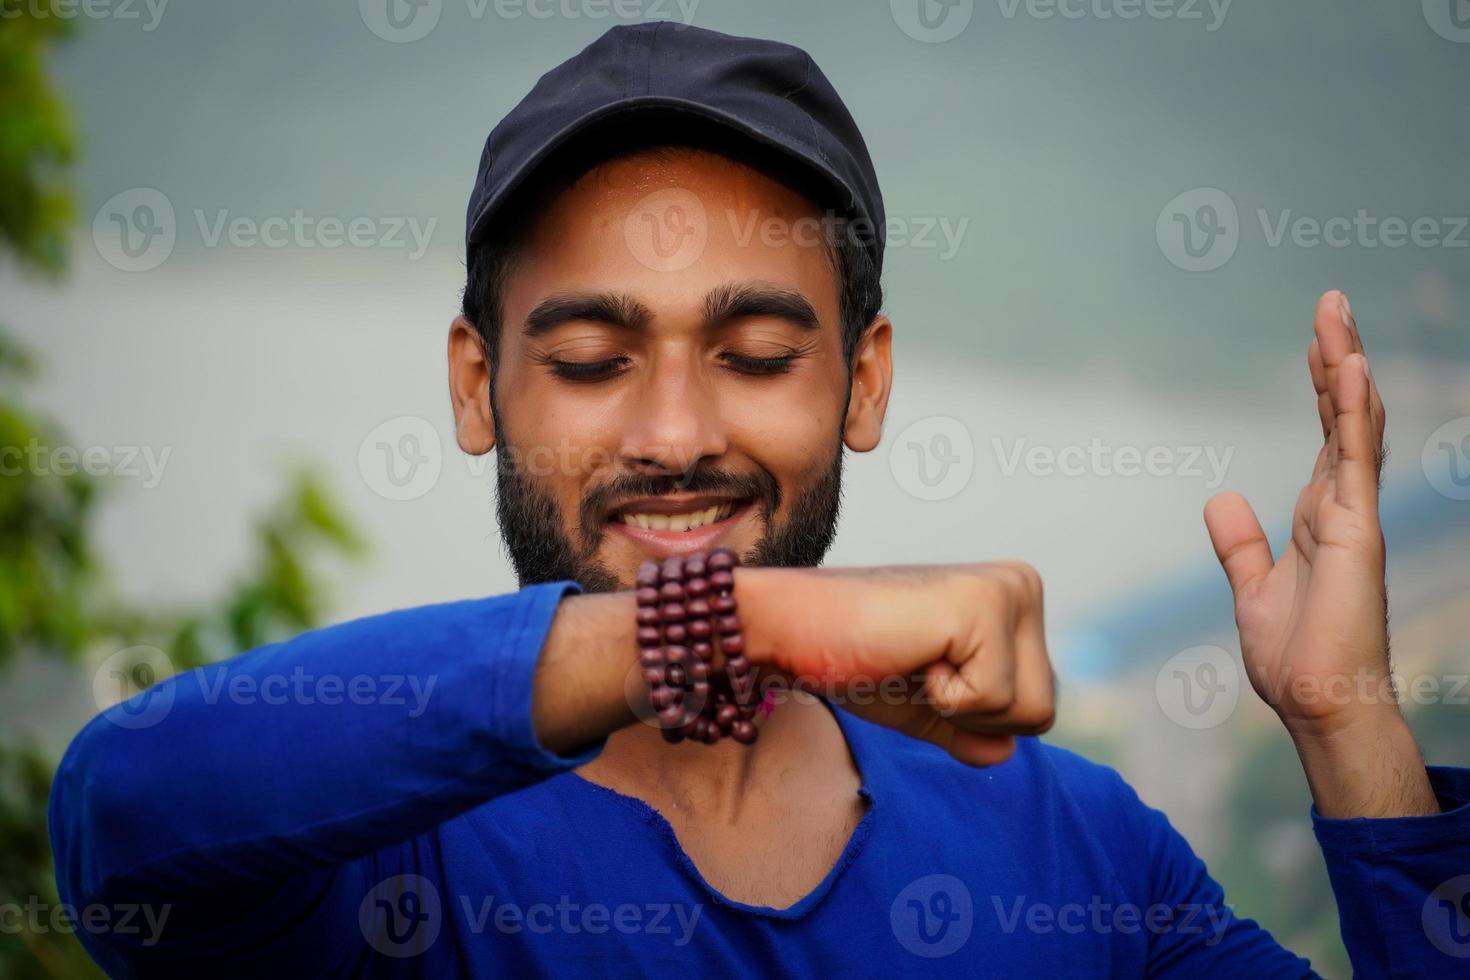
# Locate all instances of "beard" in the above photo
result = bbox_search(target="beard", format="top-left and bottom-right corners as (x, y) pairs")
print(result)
(492, 432), (846, 592)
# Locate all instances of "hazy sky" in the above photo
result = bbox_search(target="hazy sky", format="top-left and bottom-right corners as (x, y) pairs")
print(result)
(46, 0), (1470, 382)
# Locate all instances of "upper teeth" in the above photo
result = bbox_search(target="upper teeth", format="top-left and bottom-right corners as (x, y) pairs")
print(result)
(620, 502), (734, 532)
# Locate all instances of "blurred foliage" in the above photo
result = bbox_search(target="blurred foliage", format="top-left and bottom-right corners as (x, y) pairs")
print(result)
(0, 7), (365, 977)
(0, 0), (75, 275)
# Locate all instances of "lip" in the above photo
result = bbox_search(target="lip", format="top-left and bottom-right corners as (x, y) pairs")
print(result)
(606, 500), (752, 559)
(608, 494), (743, 518)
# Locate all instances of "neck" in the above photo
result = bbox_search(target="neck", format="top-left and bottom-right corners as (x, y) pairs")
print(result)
(577, 695), (848, 822)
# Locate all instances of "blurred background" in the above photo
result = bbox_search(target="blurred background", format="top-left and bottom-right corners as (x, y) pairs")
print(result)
(2, 0), (1467, 975)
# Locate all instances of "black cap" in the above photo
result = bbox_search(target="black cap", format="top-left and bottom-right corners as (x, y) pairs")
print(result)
(465, 22), (886, 273)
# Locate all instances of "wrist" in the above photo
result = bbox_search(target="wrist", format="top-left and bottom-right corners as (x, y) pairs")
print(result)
(533, 590), (641, 755)
(1287, 706), (1439, 819)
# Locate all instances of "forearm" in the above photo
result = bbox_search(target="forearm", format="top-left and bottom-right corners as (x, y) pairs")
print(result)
(533, 566), (791, 754)
(1287, 706), (1439, 819)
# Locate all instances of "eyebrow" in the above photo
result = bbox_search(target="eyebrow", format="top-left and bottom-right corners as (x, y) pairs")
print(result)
(702, 282), (820, 333)
(521, 282), (820, 337)
(523, 292), (654, 337)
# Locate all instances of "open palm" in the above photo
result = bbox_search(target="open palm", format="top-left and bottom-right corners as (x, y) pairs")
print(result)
(1204, 291), (1391, 732)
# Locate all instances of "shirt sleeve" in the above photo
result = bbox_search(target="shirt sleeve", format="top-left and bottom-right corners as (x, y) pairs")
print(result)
(1107, 775), (1321, 979)
(1311, 764), (1470, 978)
(48, 582), (595, 960)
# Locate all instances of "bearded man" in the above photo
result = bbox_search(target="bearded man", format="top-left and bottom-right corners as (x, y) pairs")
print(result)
(51, 23), (1470, 978)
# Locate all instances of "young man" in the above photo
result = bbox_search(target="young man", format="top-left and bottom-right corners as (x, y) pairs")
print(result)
(51, 23), (1469, 978)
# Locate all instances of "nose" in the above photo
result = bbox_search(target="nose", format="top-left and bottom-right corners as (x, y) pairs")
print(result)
(618, 348), (728, 479)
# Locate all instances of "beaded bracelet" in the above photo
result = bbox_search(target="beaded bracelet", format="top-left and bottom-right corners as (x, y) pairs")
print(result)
(634, 548), (761, 745)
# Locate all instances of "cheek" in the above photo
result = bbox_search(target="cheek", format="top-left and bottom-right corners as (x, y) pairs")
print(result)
(495, 372), (625, 488)
(725, 380), (845, 487)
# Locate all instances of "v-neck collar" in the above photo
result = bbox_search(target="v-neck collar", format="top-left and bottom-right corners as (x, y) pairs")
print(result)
(565, 699), (879, 920)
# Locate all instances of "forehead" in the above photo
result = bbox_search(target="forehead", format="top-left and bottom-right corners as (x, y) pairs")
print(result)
(501, 149), (843, 330)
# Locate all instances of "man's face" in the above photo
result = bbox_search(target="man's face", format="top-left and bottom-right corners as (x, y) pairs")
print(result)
(449, 149), (892, 591)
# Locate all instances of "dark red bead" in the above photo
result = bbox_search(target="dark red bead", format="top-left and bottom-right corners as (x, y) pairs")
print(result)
(664, 622), (688, 643)
(709, 570), (734, 591)
(666, 663), (687, 687)
(724, 655), (749, 676)
(731, 720), (756, 744)
(716, 704), (739, 729)
(635, 586), (659, 606)
(688, 660), (710, 680)
(692, 718), (711, 741)
(715, 615), (740, 635)
(650, 687), (676, 710)
(636, 561), (660, 587)
(686, 597), (711, 618)
(684, 555), (707, 577)
(665, 645), (690, 665)
(659, 603), (685, 623)
(636, 606), (660, 625)
(657, 704), (685, 729)
(712, 594), (737, 614)
(685, 576), (709, 597)
(687, 618), (711, 639)
(636, 626), (662, 647)
(639, 648), (665, 668)
(642, 668), (664, 686)
(661, 727), (685, 744)
(659, 581), (685, 601)
(717, 632), (744, 656)
(692, 641), (714, 661)
(690, 680), (710, 703)
(660, 557), (685, 582)
(702, 725), (720, 744)
(707, 549), (736, 572)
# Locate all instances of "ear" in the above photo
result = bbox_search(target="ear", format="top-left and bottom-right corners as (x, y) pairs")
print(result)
(842, 315), (893, 453)
(448, 316), (496, 455)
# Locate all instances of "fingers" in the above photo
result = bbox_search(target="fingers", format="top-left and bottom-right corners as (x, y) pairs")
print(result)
(1308, 338), (1332, 439)
(1333, 353), (1380, 513)
(1204, 491), (1273, 598)
(927, 564), (1055, 740)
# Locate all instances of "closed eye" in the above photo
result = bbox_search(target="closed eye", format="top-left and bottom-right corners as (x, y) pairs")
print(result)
(721, 352), (799, 376)
(549, 357), (629, 382)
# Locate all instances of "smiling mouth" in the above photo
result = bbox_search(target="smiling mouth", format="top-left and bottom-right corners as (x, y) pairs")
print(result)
(611, 500), (745, 533)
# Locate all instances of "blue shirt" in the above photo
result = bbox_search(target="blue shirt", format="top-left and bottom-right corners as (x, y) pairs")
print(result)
(49, 582), (1470, 977)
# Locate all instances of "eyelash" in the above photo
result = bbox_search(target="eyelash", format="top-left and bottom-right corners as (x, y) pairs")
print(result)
(548, 352), (799, 382)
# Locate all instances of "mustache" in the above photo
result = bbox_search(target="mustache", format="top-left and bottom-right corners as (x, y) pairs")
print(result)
(579, 467), (782, 535)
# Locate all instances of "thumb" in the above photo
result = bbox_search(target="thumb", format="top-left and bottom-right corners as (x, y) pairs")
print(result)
(1204, 492), (1274, 599)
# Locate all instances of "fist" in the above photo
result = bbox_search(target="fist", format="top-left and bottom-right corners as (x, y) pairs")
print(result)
(739, 562), (1056, 766)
